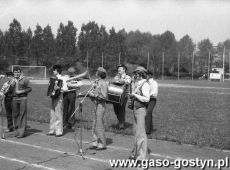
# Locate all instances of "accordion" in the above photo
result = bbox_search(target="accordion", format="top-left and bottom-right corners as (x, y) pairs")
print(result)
(47, 77), (63, 98)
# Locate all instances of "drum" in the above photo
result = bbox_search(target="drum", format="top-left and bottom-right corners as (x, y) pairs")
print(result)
(107, 82), (126, 105)
(47, 77), (63, 98)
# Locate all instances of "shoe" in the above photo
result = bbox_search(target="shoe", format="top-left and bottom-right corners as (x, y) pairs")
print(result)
(17, 134), (25, 138)
(14, 131), (19, 137)
(96, 147), (107, 151)
(47, 133), (55, 136)
(89, 146), (97, 150)
(5, 128), (13, 133)
(55, 134), (63, 137)
(119, 123), (125, 129)
(128, 155), (136, 160)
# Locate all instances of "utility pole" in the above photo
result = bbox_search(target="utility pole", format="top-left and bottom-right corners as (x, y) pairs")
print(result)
(222, 46), (225, 82)
(178, 52), (180, 80)
(86, 51), (89, 70)
(118, 52), (121, 65)
(208, 51), (210, 80)
(192, 51), (194, 80)
(102, 52), (104, 67)
(162, 51), (164, 80)
(147, 51), (149, 70)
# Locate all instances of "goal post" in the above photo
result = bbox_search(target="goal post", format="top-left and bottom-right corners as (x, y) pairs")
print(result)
(11, 65), (47, 80)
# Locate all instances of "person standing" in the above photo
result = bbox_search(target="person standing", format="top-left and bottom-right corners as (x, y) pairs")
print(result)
(0, 72), (15, 132)
(12, 67), (32, 138)
(113, 64), (131, 129)
(129, 66), (150, 161)
(63, 67), (82, 129)
(47, 64), (64, 137)
(146, 70), (158, 135)
(89, 67), (108, 151)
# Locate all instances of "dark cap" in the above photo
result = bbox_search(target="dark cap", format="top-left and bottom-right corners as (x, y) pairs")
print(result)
(117, 64), (127, 71)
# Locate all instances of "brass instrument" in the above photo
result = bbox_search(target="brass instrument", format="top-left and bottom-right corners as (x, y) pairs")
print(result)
(66, 71), (90, 83)
(0, 78), (15, 95)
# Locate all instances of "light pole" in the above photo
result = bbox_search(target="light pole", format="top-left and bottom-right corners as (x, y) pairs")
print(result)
(162, 51), (164, 80)
(223, 46), (225, 82)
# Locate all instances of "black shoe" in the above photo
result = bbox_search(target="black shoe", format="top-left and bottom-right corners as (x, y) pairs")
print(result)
(47, 133), (55, 136)
(96, 147), (107, 151)
(17, 135), (25, 138)
(128, 155), (136, 160)
(119, 123), (125, 129)
(89, 146), (97, 150)
(55, 134), (63, 137)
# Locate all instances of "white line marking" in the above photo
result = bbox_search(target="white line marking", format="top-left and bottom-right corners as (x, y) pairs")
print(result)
(0, 138), (107, 163)
(176, 91), (230, 95)
(0, 154), (57, 170)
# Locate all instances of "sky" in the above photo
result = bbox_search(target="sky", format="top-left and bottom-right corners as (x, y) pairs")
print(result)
(0, 0), (230, 45)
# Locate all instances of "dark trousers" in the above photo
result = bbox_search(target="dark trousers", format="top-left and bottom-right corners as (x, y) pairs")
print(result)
(145, 98), (156, 134)
(12, 98), (27, 136)
(4, 97), (13, 130)
(113, 96), (128, 125)
(63, 91), (76, 126)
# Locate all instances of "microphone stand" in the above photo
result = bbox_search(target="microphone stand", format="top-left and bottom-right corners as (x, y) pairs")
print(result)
(69, 81), (97, 160)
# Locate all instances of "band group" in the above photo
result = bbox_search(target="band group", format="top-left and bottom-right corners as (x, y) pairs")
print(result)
(0, 64), (158, 164)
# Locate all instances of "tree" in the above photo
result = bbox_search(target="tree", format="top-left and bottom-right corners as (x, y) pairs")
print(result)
(178, 35), (195, 73)
(43, 25), (55, 66)
(31, 24), (44, 65)
(56, 21), (78, 66)
(6, 19), (22, 64)
(197, 39), (213, 73)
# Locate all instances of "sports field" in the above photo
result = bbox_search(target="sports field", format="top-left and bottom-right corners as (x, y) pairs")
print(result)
(1, 79), (229, 149)
(0, 79), (230, 170)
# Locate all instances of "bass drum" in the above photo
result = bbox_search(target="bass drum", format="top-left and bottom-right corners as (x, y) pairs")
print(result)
(107, 82), (126, 105)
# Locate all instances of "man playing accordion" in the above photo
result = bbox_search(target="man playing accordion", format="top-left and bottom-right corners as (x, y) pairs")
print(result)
(47, 64), (64, 137)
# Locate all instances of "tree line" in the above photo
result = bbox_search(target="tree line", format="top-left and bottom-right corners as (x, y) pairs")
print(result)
(0, 18), (230, 77)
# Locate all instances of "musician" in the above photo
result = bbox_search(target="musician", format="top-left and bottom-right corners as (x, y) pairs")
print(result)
(12, 67), (32, 138)
(0, 72), (15, 132)
(88, 67), (108, 151)
(47, 64), (64, 137)
(129, 66), (150, 161)
(146, 70), (158, 135)
(63, 67), (82, 129)
(113, 64), (131, 129)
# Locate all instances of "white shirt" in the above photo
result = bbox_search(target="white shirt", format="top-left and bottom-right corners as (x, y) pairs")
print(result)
(57, 74), (82, 92)
(133, 79), (150, 103)
(148, 78), (158, 97)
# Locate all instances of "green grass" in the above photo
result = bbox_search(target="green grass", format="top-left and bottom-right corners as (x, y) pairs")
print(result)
(1, 79), (230, 149)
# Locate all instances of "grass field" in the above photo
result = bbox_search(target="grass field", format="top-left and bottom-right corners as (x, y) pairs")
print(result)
(1, 78), (230, 149)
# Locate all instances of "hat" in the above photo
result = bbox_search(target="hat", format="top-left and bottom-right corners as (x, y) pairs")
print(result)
(134, 66), (147, 74)
(67, 67), (76, 73)
(117, 64), (127, 70)
(97, 67), (106, 73)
